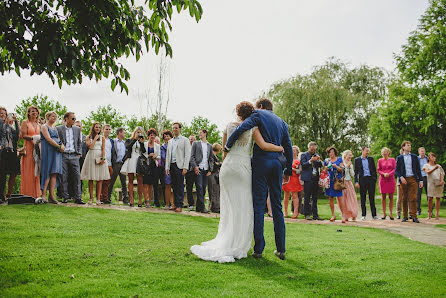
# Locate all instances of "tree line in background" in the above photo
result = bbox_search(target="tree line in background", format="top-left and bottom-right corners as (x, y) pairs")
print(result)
(13, 94), (222, 146)
(269, 0), (446, 165)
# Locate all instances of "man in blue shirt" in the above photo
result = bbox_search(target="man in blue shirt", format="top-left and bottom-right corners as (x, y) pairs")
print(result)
(395, 141), (423, 223)
(354, 146), (378, 220)
(416, 147), (428, 215)
(107, 127), (129, 204)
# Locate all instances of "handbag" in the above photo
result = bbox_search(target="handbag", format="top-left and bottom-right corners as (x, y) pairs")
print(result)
(334, 171), (346, 191)
(136, 154), (152, 176)
(95, 157), (102, 165)
(318, 169), (330, 189)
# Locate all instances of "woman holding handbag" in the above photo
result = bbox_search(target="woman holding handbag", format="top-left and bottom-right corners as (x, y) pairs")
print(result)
(121, 126), (145, 207)
(0, 107), (20, 202)
(422, 152), (444, 220)
(324, 146), (345, 222)
(341, 150), (358, 221)
(80, 122), (110, 205)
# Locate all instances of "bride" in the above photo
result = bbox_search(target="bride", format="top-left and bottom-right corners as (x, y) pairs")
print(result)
(190, 101), (284, 263)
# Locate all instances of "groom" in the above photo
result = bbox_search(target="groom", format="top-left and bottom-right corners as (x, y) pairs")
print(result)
(224, 98), (293, 260)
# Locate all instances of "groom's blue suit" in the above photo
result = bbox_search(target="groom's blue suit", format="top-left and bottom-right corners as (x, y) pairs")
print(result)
(225, 109), (293, 254)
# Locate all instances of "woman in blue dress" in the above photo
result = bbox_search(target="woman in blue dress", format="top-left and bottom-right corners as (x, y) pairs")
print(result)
(40, 111), (64, 204)
(324, 146), (345, 222)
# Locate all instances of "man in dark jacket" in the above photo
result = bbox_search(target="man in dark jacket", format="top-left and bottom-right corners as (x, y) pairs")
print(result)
(395, 141), (423, 223)
(354, 146), (378, 220)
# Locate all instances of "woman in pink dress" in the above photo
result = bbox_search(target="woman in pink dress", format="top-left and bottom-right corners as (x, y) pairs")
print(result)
(341, 150), (358, 222)
(377, 147), (396, 220)
(20, 106), (41, 198)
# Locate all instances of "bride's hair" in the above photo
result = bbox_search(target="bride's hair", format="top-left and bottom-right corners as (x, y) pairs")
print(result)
(236, 101), (255, 120)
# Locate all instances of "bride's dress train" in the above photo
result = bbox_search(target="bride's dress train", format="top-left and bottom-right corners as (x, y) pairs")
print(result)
(190, 123), (254, 263)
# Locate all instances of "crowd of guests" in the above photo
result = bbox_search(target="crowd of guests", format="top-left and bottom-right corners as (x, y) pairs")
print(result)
(0, 105), (444, 222)
(283, 141), (444, 222)
(0, 106), (222, 214)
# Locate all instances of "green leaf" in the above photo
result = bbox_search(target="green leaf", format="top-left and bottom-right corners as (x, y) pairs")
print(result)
(58, 77), (62, 88)
(111, 78), (116, 91)
(15, 67), (20, 77)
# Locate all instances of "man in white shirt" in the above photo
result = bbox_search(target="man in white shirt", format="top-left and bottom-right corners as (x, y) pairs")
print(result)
(416, 147), (428, 215)
(56, 112), (85, 204)
(100, 124), (113, 204)
(166, 122), (191, 212)
(107, 127), (129, 204)
(189, 129), (214, 213)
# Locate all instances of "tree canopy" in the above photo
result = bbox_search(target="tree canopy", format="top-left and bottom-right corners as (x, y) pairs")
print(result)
(0, 0), (202, 93)
(81, 104), (127, 136)
(269, 58), (389, 158)
(369, 0), (446, 163)
(182, 116), (221, 146)
(14, 94), (68, 123)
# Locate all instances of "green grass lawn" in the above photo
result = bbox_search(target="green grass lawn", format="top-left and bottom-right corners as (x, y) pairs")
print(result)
(1, 205), (445, 297)
(436, 224), (446, 231)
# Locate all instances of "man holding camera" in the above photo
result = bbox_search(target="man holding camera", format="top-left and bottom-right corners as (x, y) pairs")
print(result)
(300, 141), (323, 220)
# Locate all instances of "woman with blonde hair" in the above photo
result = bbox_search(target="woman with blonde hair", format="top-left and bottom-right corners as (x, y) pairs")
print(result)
(377, 147), (396, 220)
(121, 126), (145, 207)
(40, 111), (64, 204)
(422, 152), (444, 220)
(341, 150), (358, 221)
(80, 122), (110, 205)
(20, 105), (41, 198)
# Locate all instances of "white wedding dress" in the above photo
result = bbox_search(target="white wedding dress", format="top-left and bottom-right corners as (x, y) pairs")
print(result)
(190, 123), (254, 263)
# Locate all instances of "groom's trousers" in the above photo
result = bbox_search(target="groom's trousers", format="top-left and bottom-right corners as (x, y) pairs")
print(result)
(252, 155), (286, 254)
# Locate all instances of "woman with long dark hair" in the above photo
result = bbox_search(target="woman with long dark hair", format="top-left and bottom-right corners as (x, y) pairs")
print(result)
(80, 122), (110, 205)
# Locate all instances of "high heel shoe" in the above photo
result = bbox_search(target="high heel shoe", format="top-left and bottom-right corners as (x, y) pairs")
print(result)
(88, 199), (93, 205)
(330, 216), (336, 222)
(381, 215), (387, 220)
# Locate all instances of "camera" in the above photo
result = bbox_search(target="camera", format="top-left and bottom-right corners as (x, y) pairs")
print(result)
(8, 113), (14, 120)
(137, 133), (143, 139)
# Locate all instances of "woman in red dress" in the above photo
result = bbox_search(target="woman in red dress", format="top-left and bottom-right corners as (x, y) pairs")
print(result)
(282, 146), (303, 219)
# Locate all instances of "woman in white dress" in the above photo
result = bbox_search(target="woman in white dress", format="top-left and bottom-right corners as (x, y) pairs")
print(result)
(190, 101), (284, 263)
(422, 152), (445, 220)
(120, 126), (146, 207)
(80, 122), (110, 205)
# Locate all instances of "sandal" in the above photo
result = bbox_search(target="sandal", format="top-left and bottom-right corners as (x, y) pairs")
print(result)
(330, 216), (336, 222)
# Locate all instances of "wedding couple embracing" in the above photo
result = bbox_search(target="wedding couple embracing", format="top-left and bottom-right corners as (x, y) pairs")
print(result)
(190, 98), (293, 263)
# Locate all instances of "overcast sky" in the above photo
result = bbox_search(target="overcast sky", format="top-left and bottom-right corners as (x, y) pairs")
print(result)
(0, 0), (429, 130)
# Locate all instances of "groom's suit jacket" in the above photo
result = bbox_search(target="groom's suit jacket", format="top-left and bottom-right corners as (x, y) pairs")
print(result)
(225, 109), (293, 176)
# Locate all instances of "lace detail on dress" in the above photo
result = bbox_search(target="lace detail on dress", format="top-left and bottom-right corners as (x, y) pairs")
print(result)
(225, 122), (256, 154)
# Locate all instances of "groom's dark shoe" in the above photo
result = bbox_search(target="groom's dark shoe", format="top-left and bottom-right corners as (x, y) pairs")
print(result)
(313, 216), (324, 221)
(274, 250), (285, 260)
(252, 252), (263, 259)
(305, 215), (312, 220)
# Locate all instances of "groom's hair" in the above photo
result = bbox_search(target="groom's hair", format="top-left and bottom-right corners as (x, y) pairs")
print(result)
(255, 98), (273, 111)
